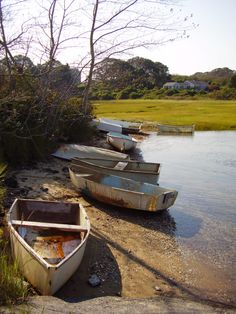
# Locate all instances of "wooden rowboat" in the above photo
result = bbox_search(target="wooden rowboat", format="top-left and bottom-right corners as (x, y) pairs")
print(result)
(157, 123), (195, 134)
(69, 166), (178, 212)
(52, 144), (129, 161)
(107, 132), (138, 152)
(7, 198), (90, 295)
(71, 157), (161, 184)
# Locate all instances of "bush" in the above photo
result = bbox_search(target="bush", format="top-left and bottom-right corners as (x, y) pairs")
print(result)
(0, 95), (93, 164)
(209, 87), (236, 100)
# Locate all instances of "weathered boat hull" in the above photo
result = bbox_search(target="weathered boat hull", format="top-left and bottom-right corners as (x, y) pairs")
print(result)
(157, 123), (195, 133)
(69, 167), (178, 212)
(7, 199), (90, 295)
(90, 119), (122, 133)
(52, 144), (129, 161)
(71, 158), (160, 184)
(101, 118), (142, 134)
(107, 132), (137, 152)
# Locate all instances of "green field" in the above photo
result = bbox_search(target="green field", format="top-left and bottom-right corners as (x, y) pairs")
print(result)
(93, 99), (236, 130)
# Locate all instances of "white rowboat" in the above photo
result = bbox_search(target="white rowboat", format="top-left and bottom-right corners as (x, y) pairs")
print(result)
(71, 157), (161, 184)
(90, 118), (122, 133)
(7, 198), (90, 295)
(100, 118), (142, 134)
(69, 167), (178, 212)
(107, 132), (138, 152)
(52, 144), (129, 161)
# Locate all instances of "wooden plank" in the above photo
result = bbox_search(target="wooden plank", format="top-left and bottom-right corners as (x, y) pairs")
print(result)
(113, 161), (128, 170)
(11, 220), (88, 232)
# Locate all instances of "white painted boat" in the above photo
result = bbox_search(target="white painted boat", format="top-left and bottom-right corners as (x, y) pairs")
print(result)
(52, 144), (129, 161)
(71, 157), (161, 184)
(107, 132), (138, 152)
(7, 198), (90, 295)
(157, 123), (195, 134)
(101, 118), (142, 134)
(90, 118), (122, 133)
(69, 167), (178, 212)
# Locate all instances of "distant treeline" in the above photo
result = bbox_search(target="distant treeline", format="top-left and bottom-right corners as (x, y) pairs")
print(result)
(87, 57), (236, 100)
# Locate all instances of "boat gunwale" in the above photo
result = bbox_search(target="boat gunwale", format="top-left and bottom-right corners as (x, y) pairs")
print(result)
(7, 198), (90, 270)
(71, 158), (161, 175)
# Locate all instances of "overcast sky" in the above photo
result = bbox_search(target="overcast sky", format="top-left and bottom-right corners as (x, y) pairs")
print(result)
(137, 0), (236, 75)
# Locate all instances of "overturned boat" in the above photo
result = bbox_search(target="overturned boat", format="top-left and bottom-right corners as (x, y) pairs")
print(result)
(90, 118), (122, 133)
(52, 144), (129, 161)
(7, 198), (90, 295)
(100, 118), (142, 134)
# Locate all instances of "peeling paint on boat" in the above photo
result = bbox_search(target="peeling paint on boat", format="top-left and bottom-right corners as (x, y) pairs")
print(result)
(69, 167), (178, 212)
(7, 199), (90, 295)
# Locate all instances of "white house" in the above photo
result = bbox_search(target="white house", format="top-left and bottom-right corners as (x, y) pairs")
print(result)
(163, 80), (208, 90)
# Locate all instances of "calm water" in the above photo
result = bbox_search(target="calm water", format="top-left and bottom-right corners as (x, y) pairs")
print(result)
(139, 131), (236, 303)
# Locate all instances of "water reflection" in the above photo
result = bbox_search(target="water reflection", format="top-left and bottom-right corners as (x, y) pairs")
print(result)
(139, 131), (236, 300)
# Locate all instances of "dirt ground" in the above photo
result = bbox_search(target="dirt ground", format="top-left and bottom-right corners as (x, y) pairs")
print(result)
(3, 134), (234, 309)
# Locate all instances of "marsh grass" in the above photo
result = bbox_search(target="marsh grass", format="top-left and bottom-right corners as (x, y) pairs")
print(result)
(0, 156), (28, 305)
(0, 233), (29, 305)
(93, 99), (236, 130)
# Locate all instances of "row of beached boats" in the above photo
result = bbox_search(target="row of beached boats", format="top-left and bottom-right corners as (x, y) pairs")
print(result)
(92, 117), (195, 135)
(7, 118), (182, 296)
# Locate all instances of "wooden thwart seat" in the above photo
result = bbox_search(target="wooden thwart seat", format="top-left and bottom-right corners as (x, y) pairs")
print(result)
(11, 220), (88, 232)
(113, 161), (128, 170)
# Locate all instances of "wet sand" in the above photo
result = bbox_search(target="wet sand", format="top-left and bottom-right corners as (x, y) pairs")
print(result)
(5, 133), (235, 308)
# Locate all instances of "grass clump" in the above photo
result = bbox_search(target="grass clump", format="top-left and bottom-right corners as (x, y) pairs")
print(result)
(0, 232), (29, 305)
(0, 155), (28, 305)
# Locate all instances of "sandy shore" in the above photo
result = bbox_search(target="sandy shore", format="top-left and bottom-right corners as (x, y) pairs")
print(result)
(3, 134), (235, 309)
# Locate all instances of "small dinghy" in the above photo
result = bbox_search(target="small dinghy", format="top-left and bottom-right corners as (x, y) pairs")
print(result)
(107, 132), (138, 152)
(7, 198), (90, 295)
(69, 166), (178, 212)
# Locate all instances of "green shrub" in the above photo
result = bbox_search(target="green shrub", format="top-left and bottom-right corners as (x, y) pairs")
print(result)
(210, 87), (236, 100)
(0, 95), (93, 164)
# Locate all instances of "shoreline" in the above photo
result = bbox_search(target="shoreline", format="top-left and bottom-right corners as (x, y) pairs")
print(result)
(2, 133), (236, 311)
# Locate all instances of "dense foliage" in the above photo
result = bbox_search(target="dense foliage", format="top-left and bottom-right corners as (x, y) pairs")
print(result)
(90, 59), (236, 100)
(0, 57), (93, 165)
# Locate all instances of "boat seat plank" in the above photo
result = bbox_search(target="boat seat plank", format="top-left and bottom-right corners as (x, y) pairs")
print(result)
(113, 161), (128, 170)
(11, 220), (88, 232)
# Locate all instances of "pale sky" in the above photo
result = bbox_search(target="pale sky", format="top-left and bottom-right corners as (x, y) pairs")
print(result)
(138, 0), (236, 75)
(11, 0), (236, 76)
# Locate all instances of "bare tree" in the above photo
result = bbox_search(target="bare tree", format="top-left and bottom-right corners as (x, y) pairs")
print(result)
(0, 0), (31, 89)
(78, 0), (195, 114)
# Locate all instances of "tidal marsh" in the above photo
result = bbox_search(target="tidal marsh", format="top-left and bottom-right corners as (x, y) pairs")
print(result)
(93, 99), (236, 130)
